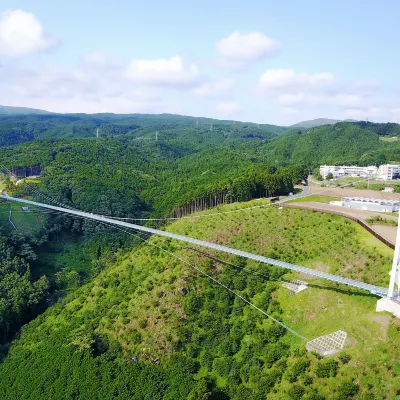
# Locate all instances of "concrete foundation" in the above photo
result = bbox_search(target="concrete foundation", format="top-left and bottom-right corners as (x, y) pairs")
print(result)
(282, 280), (308, 294)
(376, 298), (400, 318)
(306, 330), (347, 357)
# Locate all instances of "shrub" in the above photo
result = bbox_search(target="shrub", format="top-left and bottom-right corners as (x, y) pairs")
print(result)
(287, 384), (305, 399)
(212, 357), (232, 377)
(337, 381), (359, 399)
(338, 353), (351, 364)
(138, 319), (147, 329)
(291, 357), (311, 377)
(315, 359), (338, 378)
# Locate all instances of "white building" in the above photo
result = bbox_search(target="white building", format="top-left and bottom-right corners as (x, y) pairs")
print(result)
(319, 165), (378, 179)
(342, 197), (399, 212)
(377, 164), (400, 180)
(320, 164), (400, 180)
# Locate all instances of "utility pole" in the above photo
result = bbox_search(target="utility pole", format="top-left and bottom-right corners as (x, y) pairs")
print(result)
(96, 128), (99, 138)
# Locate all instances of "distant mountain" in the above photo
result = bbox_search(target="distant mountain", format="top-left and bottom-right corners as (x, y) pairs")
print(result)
(290, 118), (357, 128)
(260, 121), (400, 166)
(0, 105), (53, 115)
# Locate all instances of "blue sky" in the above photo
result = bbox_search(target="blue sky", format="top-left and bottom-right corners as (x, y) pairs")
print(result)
(0, 1), (398, 125)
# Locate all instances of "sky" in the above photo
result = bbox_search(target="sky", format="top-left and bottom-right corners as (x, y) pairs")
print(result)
(0, 0), (398, 125)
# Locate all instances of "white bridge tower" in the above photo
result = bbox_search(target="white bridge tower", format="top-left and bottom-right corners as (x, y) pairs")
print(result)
(377, 212), (400, 317)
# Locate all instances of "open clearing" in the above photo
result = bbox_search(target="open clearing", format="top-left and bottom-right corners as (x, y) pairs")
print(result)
(311, 185), (400, 200)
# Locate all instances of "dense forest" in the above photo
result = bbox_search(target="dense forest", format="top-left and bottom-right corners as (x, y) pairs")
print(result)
(0, 203), (397, 399)
(1, 113), (400, 399)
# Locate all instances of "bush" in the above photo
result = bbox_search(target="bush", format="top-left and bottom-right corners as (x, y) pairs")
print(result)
(287, 384), (305, 399)
(337, 381), (359, 399)
(291, 357), (311, 377)
(212, 357), (232, 377)
(138, 319), (147, 329)
(338, 353), (351, 364)
(187, 378), (212, 400)
(315, 359), (338, 378)
(304, 391), (325, 400)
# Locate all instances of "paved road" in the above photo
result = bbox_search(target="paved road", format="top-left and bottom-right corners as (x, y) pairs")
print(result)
(279, 186), (311, 203)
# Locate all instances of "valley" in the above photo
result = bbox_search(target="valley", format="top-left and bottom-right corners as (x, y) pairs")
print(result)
(1, 115), (400, 399)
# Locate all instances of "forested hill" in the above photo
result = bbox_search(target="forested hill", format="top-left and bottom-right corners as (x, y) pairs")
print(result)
(0, 105), (52, 115)
(255, 121), (400, 166)
(0, 113), (287, 147)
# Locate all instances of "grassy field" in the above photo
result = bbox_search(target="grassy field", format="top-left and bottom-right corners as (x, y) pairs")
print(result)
(286, 194), (339, 204)
(0, 198), (46, 236)
(380, 136), (398, 142)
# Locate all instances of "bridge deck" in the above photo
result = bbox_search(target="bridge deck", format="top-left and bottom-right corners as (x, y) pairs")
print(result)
(0, 195), (389, 297)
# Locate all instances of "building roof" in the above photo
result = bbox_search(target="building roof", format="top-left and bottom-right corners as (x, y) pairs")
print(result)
(342, 196), (400, 205)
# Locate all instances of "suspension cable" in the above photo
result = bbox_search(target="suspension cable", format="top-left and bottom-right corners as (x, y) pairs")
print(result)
(61, 212), (309, 342)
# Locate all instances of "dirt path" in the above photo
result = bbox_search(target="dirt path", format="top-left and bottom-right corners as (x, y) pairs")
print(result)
(370, 225), (397, 244)
(310, 186), (400, 200)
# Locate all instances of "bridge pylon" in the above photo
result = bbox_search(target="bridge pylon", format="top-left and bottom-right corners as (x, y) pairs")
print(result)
(377, 211), (400, 317)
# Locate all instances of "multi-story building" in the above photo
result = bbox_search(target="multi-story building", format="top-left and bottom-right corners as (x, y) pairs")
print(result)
(319, 165), (378, 179)
(377, 164), (400, 180)
(319, 164), (400, 180)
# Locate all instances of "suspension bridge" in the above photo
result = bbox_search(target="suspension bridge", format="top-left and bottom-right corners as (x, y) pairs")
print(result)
(0, 194), (395, 298)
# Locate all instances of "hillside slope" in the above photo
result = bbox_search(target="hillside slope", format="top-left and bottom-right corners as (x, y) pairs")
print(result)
(258, 122), (400, 165)
(290, 118), (359, 128)
(0, 113), (287, 147)
(0, 105), (52, 115)
(290, 118), (344, 128)
(1, 200), (399, 399)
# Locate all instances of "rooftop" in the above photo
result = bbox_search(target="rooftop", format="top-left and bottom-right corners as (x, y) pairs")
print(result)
(343, 196), (400, 205)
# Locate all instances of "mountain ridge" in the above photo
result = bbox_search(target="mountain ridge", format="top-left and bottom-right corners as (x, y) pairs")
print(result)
(290, 118), (358, 128)
(0, 105), (54, 115)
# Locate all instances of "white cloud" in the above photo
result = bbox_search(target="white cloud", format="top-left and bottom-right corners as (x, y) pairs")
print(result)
(276, 92), (369, 108)
(281, 107), (299, 116)
(125, 55), (200, 87)
(343, 107), (383, 121)
(276, 93), (305, 105)
(0, 9), (59, 57)
(83, 51), (109, 67)
(192, 78), (235, 98)
(0, 60), (166, 114)
(216, 31), (279, 70)
(259, 69), (335, 91)
(83, 51), (125, 69)
(216, 101), (241, 116)
(217, 31), (279, 62)
(356, 78), (382, 91)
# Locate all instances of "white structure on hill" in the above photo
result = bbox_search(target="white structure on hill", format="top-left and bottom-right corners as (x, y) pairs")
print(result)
(336, 197), (400, 213)
(320, 164), (400, 180)
(320, 165), (378, 179)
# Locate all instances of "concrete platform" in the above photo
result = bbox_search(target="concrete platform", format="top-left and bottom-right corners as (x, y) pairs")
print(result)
(376, 298), (400, 318)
